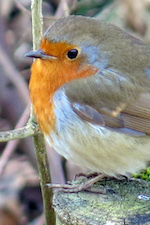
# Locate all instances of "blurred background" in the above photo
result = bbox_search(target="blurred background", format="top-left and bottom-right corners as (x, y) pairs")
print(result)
(0, 0), (150, 224)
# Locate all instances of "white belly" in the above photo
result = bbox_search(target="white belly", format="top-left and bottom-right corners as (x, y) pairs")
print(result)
(45, 88), (150, 176)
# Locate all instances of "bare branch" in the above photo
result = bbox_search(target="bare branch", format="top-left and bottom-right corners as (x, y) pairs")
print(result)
(0, 124), (36, 142)
(30, 0), (55, 224)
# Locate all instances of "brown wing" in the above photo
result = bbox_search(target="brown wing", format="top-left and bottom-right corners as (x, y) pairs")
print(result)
(121, 92), (150, 134)
(72, 91), (150, 136)
(72, 103), (105, 126)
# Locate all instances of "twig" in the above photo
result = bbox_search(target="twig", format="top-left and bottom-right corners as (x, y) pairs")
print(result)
(0, 123), (36, 142)
(31, 0), (43, 51)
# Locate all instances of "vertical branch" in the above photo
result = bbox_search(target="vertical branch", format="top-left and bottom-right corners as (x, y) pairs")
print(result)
(31, 0), (43, 50)
(30, 0), (55, 224)
(33, 134), (55, 225)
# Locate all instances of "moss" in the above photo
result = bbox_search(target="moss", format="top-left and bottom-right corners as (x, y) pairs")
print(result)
(133, 167), (150, 181)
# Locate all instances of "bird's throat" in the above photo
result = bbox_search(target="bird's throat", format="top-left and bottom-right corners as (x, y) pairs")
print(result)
(29, 59), (57, 134)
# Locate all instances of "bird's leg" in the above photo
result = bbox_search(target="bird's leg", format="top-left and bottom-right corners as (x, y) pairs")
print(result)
(45, 174), (107, 193)
(74, 172), (99, 180)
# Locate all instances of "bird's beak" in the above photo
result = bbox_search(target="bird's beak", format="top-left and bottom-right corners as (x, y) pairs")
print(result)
(25, 49), (57, 59)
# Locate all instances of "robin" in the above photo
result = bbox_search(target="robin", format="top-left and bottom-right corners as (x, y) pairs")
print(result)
(26, 15), (150, 192)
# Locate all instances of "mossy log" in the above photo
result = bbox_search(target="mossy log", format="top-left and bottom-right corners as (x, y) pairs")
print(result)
(53, 177), (150, 225)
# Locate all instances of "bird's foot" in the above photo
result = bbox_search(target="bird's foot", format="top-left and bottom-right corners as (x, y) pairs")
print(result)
(45, 174), (107, 193)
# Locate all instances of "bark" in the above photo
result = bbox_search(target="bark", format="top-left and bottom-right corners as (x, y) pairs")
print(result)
(53, 177), (150, 225)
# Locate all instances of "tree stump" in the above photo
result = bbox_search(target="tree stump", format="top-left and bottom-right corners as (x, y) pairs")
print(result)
(52, 177), (150, 225)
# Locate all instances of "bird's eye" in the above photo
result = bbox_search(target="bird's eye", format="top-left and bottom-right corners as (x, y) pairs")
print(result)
(67, 49), (78, 59)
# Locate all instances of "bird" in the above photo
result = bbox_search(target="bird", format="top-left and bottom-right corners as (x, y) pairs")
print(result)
(26, 15), (150, 192)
